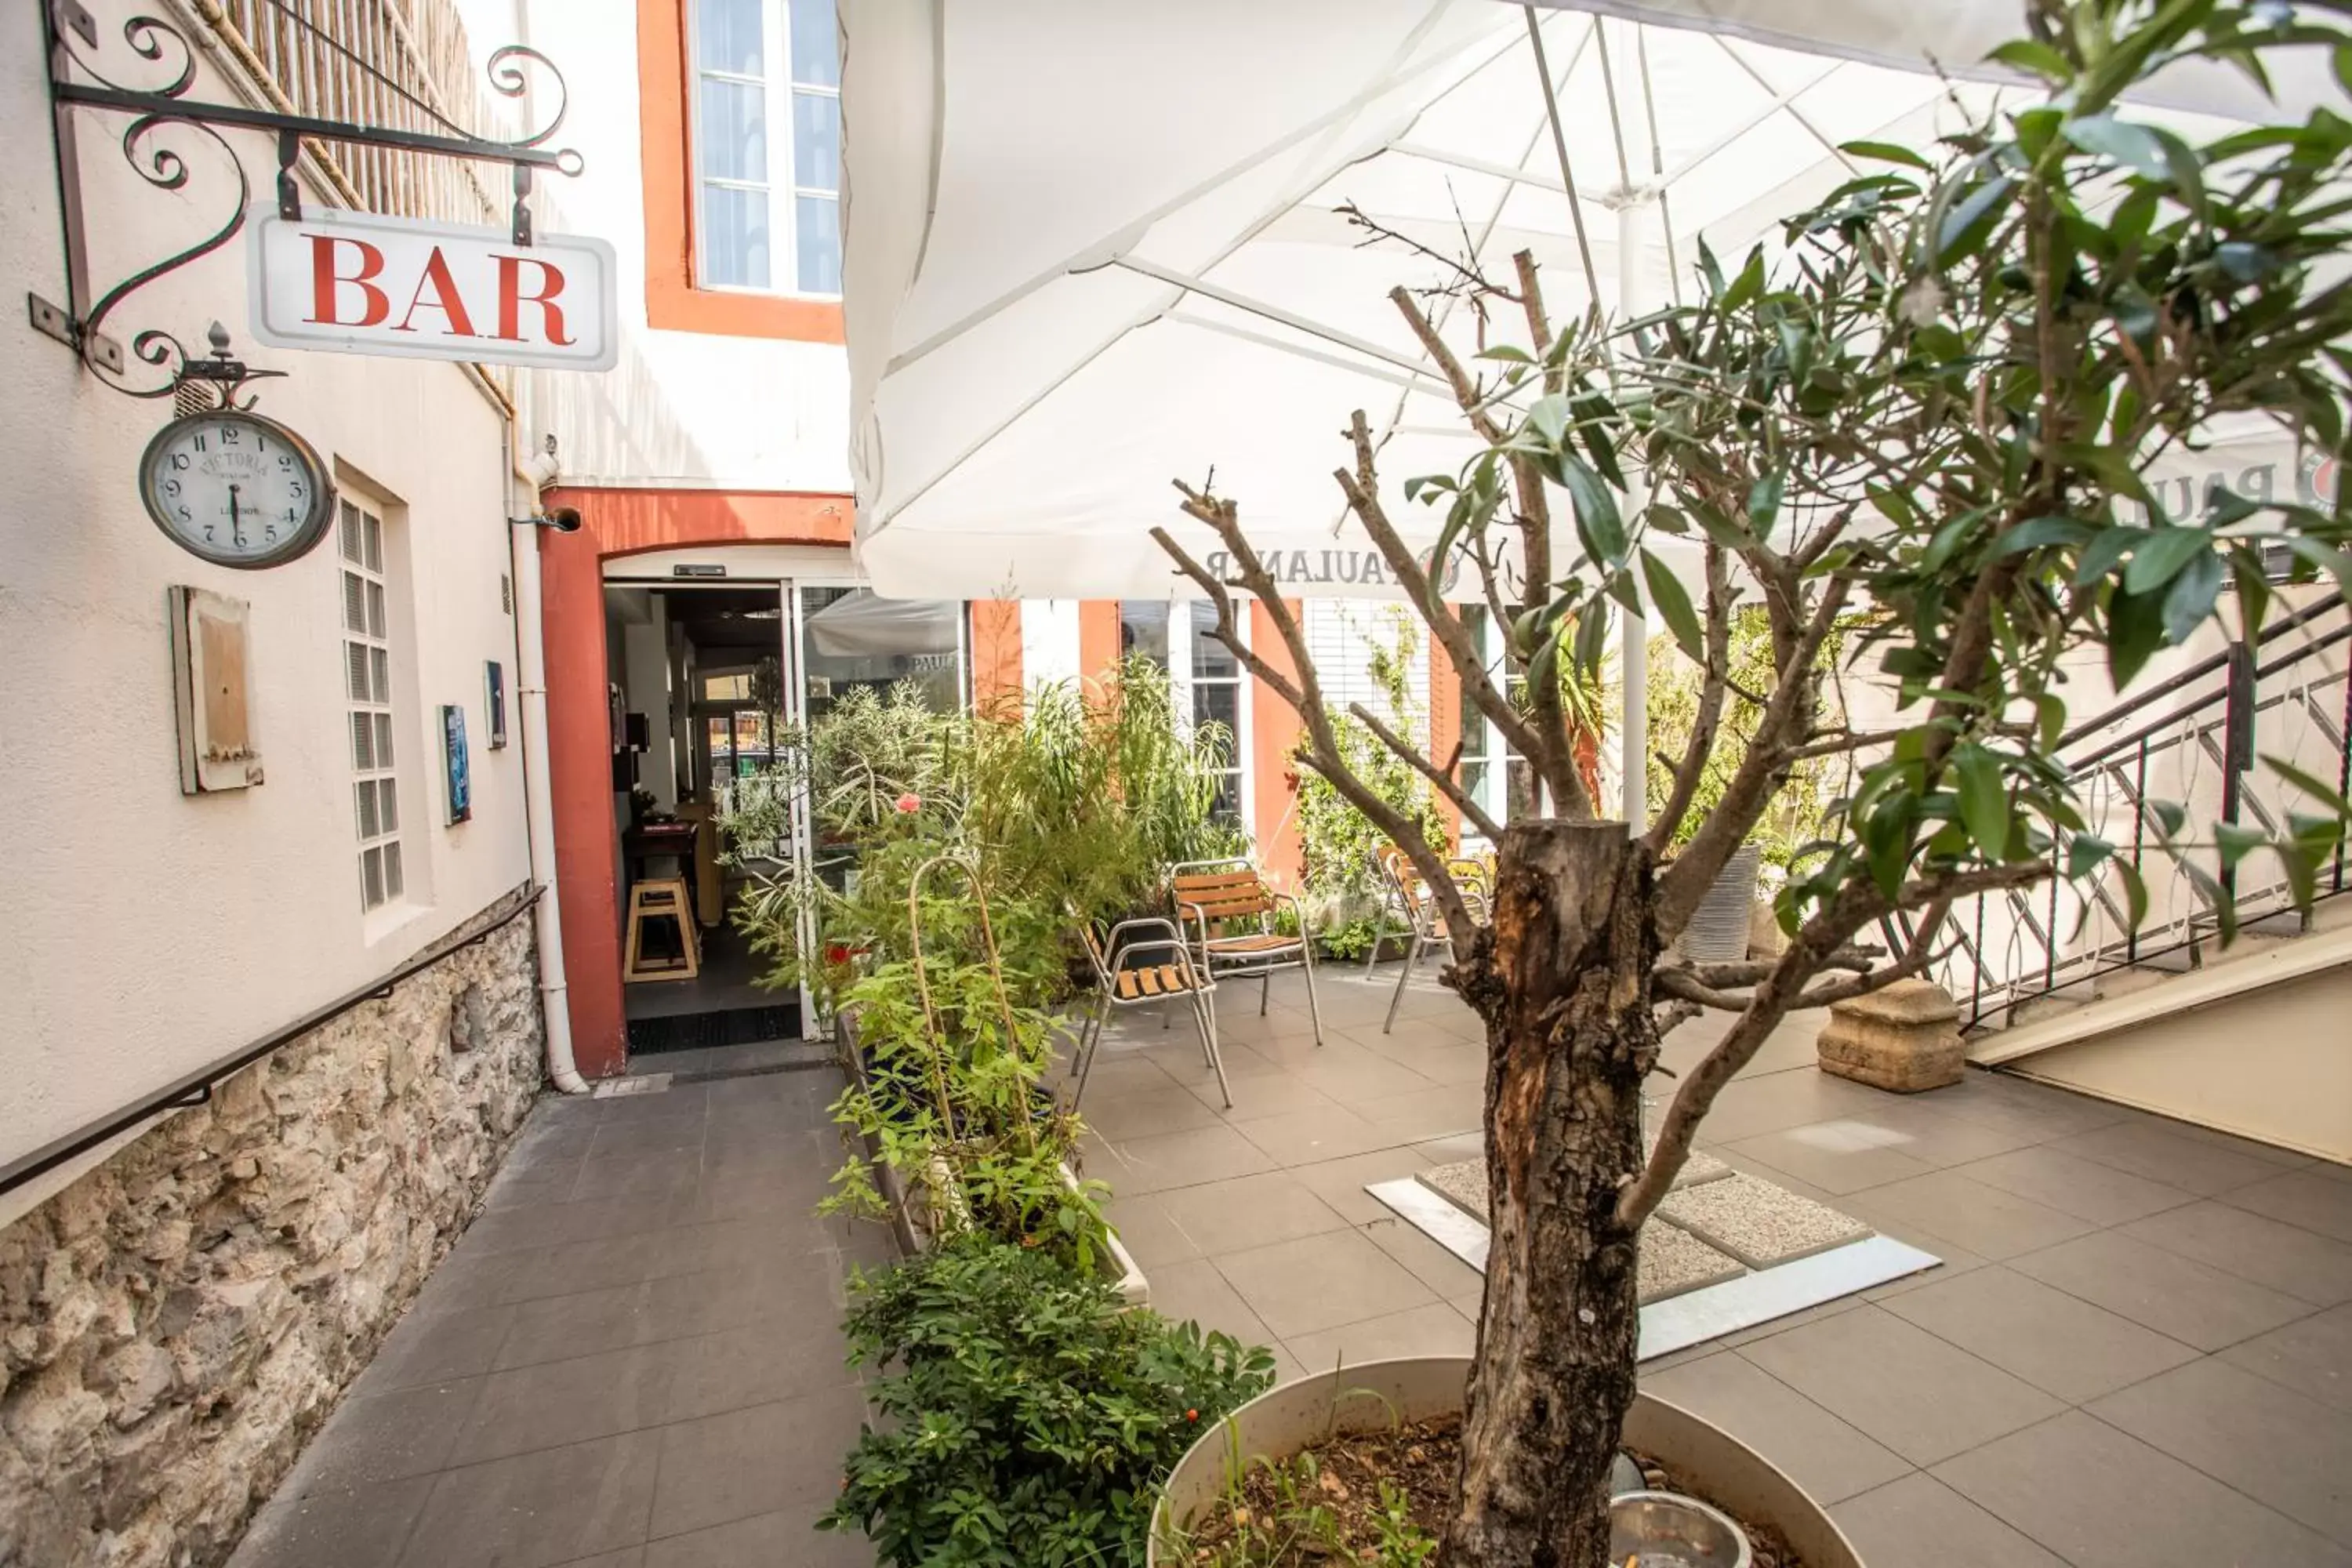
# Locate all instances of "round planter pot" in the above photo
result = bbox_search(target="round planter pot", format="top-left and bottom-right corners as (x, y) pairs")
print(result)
(1149, 1356), (1863, 1568)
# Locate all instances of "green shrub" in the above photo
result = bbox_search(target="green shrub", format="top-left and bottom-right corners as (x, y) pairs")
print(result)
(824, 1236), (1277, 1567)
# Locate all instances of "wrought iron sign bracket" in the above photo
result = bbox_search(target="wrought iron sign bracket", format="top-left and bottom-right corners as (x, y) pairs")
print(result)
(36, 0), (585, 400)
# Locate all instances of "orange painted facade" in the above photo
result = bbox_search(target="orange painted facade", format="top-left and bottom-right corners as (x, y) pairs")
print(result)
(539, 487), (854, 1079)
(969, 600), (1024, 716)
(1426, 630), (1464, 848)
(635, 0), (846, 343)
(1250, 601), (1307, 890)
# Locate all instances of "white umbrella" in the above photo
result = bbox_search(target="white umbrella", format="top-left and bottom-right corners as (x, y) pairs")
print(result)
(842, 0), (2328, 604)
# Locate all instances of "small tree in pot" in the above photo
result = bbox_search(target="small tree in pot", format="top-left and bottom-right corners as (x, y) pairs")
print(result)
(1150, 3), (2352, 1562)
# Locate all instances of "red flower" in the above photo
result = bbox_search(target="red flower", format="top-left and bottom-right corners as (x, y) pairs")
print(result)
(825, 943), (852, 965)
(1185, 1408), (1200, 1422)
(894, 791), (922, 814)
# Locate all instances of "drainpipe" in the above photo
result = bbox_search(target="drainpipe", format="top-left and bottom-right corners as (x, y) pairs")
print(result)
(510, 433), (590, 1094)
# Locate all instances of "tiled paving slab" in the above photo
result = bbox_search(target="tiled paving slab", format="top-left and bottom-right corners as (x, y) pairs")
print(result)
(238, 977), (2352, 1568)
(1640, 1221), (1748, 1301)
(1657, 1171), (1873, 1269)
(228, 1065), (879, 1568)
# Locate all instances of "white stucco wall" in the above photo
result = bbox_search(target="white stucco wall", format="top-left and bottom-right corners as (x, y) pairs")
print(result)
(2, 9), (534, 1224)
(453, 0), (855, 493)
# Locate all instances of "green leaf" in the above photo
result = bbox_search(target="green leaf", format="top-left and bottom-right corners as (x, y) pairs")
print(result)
(2037, 693), (2070, 750)
(1987, 517), (2094, 559)
(1526, 393), (1572, 448)
(2214, 822), (2268, 872)
(2149, 125), (2209, 224)
(1937, 176), (2016, 263)
(1748, 468), (1786, 533)
(2152, 800), (2189, 838)
(1987, 38), (2074, 82)
(1403, 474), (1456, 503)
(2107, 585), (2169, 690)
(1640, 548), (1704, 662)
(1646, 504), (1690, 535)
(2067, 833), (2116, 880)
(2074, 527), (2144, 586)
(1571, 604), (1612, 677)
(1477, 344), (1535, 365)
(2265, 753), (2352, 819)
(1690, 500), (1752, 551)
(1559, 453), (1629, 567)
(1840, 138), (1935, 169)
(2161, 544), (2226, 643)
(2063, 113), (2170, 179)
(2285, 538), (2352, 597)
(1954, 743), (2012, 859)
(2123, 527), (2212, 594)
(2114, 860), (2151, 933)
(1722, 249), (1767, 312)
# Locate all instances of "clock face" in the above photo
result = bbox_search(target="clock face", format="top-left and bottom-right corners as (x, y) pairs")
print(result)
(140, 411), (335, 569)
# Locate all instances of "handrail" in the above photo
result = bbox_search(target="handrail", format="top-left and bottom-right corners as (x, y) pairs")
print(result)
(0, 881), (541, 1203)
(2056, 595), (2347, 751)
(2075, 621), (2352, 771)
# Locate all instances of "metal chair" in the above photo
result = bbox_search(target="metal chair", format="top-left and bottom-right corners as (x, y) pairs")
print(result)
(1373, 845), (1490, 1033)
(1169, 858), (1326, 1048)
(1070, 916), (1228, 1109)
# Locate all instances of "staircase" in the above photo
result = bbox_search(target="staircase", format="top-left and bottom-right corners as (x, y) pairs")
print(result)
(1897, 592), (2352, 1160)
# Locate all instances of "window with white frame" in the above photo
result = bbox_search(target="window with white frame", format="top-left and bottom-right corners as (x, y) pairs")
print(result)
(1122, 601), (1250, 826)
(340, 499), (403, 911)
(1457, 604), (1541, 832)
(691, 0), (841, 296)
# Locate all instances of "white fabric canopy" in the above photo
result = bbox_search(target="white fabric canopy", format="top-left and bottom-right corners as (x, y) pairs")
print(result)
(843, 0), (2336, 602)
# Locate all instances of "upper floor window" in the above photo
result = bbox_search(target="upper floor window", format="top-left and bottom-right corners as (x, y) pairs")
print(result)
(341, 499), (404, 912)
(692, 0), (840, 296)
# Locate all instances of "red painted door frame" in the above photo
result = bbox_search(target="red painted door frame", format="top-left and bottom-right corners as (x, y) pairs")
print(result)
(539, 488), (852, 1079)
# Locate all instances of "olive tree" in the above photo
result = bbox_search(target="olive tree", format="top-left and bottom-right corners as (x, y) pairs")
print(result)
(1150, 2), (2352, 1562)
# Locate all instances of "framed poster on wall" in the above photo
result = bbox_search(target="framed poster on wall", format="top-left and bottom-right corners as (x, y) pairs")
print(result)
(485, 661), (508, 750)
(441, 705), (472, 823)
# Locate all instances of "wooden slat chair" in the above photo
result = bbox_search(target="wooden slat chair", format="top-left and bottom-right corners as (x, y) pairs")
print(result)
(1070, 916), (1229, 1110)
(1169, 858), (1326, 1048)
(1373, 845), (1490, 1034)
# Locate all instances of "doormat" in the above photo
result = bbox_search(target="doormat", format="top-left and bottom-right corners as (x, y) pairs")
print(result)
(1371, 1153), (1937, 1358)
(626, 1004), (800, 1054)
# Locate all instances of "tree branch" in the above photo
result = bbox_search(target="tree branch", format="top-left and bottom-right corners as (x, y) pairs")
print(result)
(1644, 542), (1732, 854)
(1348, 701), (1506, 844)
(1653, 575), (1851, 942)
(1152, 495), (1479, 949)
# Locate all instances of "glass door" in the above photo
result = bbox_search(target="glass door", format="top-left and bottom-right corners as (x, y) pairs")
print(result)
(782, 583), (968, 1034)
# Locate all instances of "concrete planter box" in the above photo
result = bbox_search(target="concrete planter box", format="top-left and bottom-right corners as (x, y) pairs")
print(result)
(1149, 1356), (1863, 1568)
(838, 1011), (1149, 1305)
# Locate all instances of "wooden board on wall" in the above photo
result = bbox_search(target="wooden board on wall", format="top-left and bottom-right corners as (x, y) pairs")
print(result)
(169, 586), (264, 793)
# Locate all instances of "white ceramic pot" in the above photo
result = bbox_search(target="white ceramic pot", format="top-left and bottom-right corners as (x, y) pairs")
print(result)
(1149, 1356), (1863, 1567)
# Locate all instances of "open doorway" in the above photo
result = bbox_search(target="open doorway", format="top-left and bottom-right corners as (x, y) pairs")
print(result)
(602, 575), (969, 1061)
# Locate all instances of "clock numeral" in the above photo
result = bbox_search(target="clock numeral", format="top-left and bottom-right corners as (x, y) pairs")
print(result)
(192, 433), (206, 452)
(220, 426), (239, 447)
(203, 525), (215, 542)
(266, 524), (278, 542)
(169, 453), (190, 471)
(278, 454), (294, 470)
(176, 505), (192, 522)
(162, 478), (180, 498)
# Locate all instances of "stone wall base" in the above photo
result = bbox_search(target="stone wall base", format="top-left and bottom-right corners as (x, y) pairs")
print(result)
(0, 902), (546, 1568)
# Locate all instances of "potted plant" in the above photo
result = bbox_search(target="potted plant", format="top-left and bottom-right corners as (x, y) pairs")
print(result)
(1140, 3), (2352, 1559)
(1150, 1357), (1863, 1567)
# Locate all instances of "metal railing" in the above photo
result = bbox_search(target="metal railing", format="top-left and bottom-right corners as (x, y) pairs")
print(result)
(1898, 595), (2352, 1028)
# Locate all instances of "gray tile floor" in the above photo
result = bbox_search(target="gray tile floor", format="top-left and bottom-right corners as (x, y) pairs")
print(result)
(227, 1066), (884, 1568)
(1078, 966), (2352, 1568)
(232, 964), (2352, 1568)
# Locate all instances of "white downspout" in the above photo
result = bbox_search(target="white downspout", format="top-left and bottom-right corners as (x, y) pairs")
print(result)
(510, 435), (589, 1094)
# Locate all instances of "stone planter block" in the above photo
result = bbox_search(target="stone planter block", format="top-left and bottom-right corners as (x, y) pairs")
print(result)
(1816, 978), (1965, 1092)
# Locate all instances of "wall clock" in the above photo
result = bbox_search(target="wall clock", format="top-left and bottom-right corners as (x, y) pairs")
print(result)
(139, 408), (336, 569)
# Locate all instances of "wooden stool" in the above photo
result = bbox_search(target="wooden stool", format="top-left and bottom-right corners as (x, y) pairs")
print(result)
(623, 878), (702, 982)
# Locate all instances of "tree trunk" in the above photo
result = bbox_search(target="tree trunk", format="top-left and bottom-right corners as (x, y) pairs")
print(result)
(1443, 821), (1655, 1568)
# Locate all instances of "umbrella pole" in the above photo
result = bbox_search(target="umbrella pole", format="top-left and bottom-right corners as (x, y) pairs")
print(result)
(1617, 197), (1650, 833)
